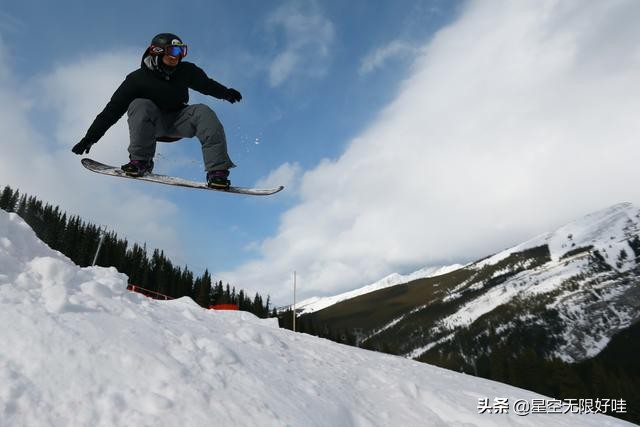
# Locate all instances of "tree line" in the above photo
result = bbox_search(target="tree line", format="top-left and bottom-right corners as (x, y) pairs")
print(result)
(0, 185), (274, 318)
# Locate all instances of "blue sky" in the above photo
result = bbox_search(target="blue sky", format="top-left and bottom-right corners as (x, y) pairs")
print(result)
(1, 0), (458, 248)
(2, 1), (640, 305)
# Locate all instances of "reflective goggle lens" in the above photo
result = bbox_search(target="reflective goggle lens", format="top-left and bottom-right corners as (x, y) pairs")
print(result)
(165, 45), (187, 57)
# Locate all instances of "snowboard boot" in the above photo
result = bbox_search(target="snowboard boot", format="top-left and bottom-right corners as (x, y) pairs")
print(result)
(207, 170), (230, 190)
(121, 159), (154, 177)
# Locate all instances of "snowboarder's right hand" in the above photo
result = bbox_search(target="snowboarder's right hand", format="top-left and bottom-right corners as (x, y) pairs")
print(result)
(223, 88), (242, 104)
(72, 139), (94, 155)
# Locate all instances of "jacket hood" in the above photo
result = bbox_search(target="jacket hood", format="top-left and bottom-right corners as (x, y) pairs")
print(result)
(141, 48), (152, 68)
(141, 49), (180, 80)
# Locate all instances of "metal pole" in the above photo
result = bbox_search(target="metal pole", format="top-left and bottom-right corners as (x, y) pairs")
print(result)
(292, 271), (297, 332)
(92, 227), (106, 266)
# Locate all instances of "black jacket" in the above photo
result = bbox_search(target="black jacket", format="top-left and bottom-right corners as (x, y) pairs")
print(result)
(82, 55), (231, 145)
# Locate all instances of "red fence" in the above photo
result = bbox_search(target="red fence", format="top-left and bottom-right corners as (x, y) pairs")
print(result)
(127, 285), (239, 311)
(127, 284), (173, 300)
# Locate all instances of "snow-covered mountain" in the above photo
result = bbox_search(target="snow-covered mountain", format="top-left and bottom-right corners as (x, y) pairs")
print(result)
(304, 202), (640, 364)
(0, 208), (631, 426)
(294, 264), (463, 314)
(427, 202), (640, 361)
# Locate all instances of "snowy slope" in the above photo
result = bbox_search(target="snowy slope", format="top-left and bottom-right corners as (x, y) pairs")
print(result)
(431, 203), (640, 359)
(0, 210), (631, 427)
(476, 202), (639, 270)
(387, 203), (640, 362)
(295, 264), (463, 314)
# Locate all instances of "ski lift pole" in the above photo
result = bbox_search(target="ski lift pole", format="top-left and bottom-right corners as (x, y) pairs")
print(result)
(292, 271), (297, 332)
(92, 227), (106, 266)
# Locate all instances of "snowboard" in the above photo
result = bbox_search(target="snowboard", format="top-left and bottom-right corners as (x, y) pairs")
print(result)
(81, 158), (284, 196)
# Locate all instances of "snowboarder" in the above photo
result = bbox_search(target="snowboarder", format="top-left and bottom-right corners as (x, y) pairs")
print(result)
(71, 33), (242, 189)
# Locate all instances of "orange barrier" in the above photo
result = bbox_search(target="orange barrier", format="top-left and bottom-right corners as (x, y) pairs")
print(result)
(209, 304), (239, 311)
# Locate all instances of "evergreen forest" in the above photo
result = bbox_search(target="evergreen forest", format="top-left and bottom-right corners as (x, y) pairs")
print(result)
(0, 185), (274, 318)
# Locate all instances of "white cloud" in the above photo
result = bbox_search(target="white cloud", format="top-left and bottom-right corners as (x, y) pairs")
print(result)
(359, 40), (422, 74)
(0, 41), (185, 265)
(255, 161), (302, 194)
(266, 2), (334, 87)
(37, 52), (136, 163)
(220, 0), (640, 305)
(269, 51), (299, 88)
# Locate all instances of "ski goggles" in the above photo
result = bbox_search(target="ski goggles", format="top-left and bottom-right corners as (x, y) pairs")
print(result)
(150, 43), (188, 58)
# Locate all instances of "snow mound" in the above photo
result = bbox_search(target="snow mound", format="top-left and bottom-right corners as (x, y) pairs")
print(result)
(0, 210), (630, 426)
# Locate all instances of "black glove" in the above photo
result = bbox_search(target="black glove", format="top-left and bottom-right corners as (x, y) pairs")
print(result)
(72, 138), (94, 155)
(224, 88), (242, 104)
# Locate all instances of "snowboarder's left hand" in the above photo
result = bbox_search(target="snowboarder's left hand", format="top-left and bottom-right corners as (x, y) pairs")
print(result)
(72, 138), (94, 155)
(224, 88), (242, 104)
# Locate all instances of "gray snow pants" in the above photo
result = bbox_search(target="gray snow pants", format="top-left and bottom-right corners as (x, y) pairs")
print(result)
(127, 98), (236, 172)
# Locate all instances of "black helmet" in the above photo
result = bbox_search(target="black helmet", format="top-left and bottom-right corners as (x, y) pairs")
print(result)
(151, 33), (182, 46)
(148, 33), (188, 57)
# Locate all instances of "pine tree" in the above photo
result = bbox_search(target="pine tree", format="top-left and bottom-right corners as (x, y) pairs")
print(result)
(16, 195), (27, 217)
(9, 189), (20, 212)
(0, 186), (16, 211)
(212, 280), (223, 304)
(224, 284), (231, 304)
(252, 293), (264, 317)
(238, 289), (246, 310)
(264, 296), (271, 317)
(63, 216), (82, 263)
(194, 270), (212, 308)
(179, 268), (195, 299)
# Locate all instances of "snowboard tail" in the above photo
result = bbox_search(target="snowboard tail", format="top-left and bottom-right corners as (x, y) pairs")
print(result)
(81, 158), (284, 196)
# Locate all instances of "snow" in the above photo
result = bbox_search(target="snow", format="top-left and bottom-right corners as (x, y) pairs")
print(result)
(0, 209), (632, 426)
(476, 202), (640, 270)
(453, 203), (640, 332)
(294, 264), (463, 314)
(434, 252), (636, 361)
(425, 203), (640, 362)
(405, 333), (456, 360)
(439, 258), (588, 331)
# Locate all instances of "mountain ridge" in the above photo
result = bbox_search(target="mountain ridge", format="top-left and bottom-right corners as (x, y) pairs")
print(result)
(299, 202), (640, 363)
(293, 263), (464, 314)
